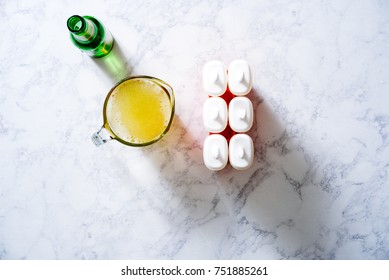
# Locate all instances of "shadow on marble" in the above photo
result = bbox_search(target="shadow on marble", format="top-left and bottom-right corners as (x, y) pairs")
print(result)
(131, 86), (322, 259)
(212, 88), (322, 259)
(213, 87), (279, 197)
(91, 39), (132, 84)
(132, 85), (325, 259)
(141, 113), (203, 177)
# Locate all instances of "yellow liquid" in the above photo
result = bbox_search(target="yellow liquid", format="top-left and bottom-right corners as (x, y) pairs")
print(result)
(106, 78), (172, 144)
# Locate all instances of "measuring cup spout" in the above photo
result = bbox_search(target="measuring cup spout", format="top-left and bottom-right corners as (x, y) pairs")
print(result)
(91, 127), (112, 146)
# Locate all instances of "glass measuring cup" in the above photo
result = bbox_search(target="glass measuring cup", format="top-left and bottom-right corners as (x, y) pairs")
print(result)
(92, 76), (175, 146)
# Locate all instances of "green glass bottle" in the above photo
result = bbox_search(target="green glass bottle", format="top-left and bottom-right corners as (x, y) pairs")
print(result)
(67, 15), (114, 58)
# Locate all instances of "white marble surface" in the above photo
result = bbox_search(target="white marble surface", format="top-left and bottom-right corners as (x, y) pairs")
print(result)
(1, 0), (389, 260)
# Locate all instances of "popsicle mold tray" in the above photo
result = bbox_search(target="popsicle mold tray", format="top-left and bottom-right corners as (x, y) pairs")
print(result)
(202, 60), (254, 171)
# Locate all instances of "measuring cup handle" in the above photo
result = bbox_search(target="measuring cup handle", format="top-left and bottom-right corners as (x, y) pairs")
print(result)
(91, 127), (112, 146)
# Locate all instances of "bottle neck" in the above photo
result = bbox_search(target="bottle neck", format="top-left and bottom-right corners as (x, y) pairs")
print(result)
(67, 15), (97, 44)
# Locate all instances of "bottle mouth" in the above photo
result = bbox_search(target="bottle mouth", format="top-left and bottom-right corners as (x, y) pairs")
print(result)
(67, 15), (86, 33)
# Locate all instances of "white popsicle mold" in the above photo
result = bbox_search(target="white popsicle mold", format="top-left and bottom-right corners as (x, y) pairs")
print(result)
(203, 134), (228, 171)
(203, 97), (228, 133)
(203, 59), (255, 170)
(228, 59), (252, 96)
(203, 60), (228, 96)
(229, 96), (253, 133)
